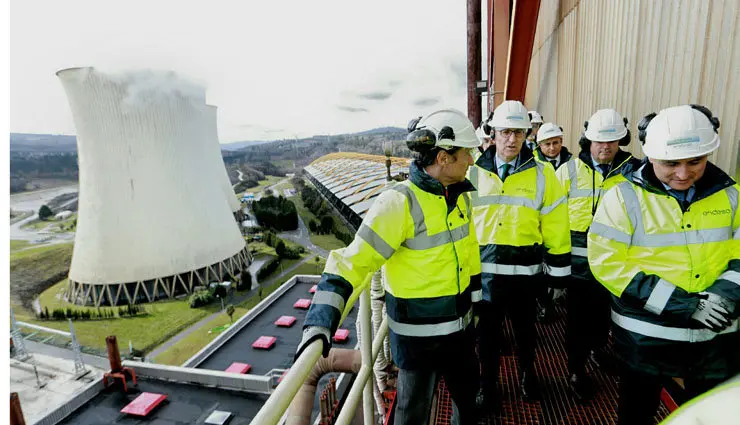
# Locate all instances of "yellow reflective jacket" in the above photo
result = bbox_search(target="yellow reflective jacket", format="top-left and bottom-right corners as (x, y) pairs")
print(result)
(304, 161), (482, 368)
(556, 149), (639, 279)
(534, 146), (573, 172)
(469, 147), (571, 299)
(588, 161), (740, 377)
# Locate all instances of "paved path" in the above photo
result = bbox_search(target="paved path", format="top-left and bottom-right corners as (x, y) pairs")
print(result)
(279, 215), (329, 258)
(147, 254), (312, 361)
(10, 186), (78, 243)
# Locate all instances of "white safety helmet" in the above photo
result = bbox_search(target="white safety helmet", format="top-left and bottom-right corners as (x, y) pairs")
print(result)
(584, 109), (629, 142)
(406, 108), (482, 152)
(528, 110), (544, 124)
(487, 100), (532, 130)
(639, 104), (720, 161)
(537, 123), (563, 142)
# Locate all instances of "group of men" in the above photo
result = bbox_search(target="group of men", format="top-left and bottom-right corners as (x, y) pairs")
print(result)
(295, 100), (740, 425)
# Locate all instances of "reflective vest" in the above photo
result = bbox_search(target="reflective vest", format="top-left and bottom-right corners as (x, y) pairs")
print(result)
(304, 162), (482, 368)
(588, 162), (740, 377)
(556, 150), (638, 279)
(534, 146), (572, 171)
(469, 147), (571, 299)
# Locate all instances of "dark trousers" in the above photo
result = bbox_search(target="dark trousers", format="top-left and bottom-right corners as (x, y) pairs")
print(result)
(567, 276), (612, 374)
(394, 332), (480, 425)
(478, 277), (538, 393)
(617, 367), (725, 425)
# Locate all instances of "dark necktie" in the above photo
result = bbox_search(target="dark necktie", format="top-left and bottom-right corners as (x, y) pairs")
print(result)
(500, 164), (512, 181)
(597, 164), (611, 176)
(550, 160), (557, 169)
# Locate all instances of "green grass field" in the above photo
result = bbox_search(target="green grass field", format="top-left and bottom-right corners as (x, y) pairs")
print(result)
(153, 258), (326, 365)
(10, 242), (74, 309)
(291, 187), (348, 252)
(9, 240), (33, 252)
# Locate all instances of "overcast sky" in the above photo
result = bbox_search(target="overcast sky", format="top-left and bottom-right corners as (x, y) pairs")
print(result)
(11, 1), (475, 142)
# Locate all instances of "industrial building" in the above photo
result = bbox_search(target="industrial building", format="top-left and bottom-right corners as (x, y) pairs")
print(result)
(57, 67), (250, 306)
(303, 153), (411, 230)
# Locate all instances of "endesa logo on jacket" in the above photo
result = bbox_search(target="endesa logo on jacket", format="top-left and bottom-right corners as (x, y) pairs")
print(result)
(703, 208), (732, 216)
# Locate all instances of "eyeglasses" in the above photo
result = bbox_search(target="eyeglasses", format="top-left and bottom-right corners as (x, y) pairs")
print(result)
(497, 128), (527, 139)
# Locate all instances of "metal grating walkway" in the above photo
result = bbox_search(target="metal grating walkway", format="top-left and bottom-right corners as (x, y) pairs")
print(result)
(434, 305), (671, 425)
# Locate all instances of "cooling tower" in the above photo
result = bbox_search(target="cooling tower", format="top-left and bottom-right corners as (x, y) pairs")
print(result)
(204, 105), (242, 213)
(57, 67), (250, 306)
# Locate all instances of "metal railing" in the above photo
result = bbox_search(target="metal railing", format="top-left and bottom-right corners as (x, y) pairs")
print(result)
(249, 281), (388, 425)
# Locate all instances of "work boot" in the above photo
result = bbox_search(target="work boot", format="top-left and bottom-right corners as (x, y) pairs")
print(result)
(589, 348), (617, 373)
(568, 372), (595, 402)
(519, 369), (540, 401)
(476, 386), (501, 416)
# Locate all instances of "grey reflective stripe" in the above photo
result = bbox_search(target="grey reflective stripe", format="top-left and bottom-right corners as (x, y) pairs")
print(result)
(357, 224), (395, 260)
(632, 227), (732, 247)
(470, 164), (545, 212)
(568, 159), (577, 195)
(545, 264), (571, 277)
(735, 227), (740, 240)
(589, 222), (632, 245)
(387, 308), (473, 337)
(391, 184), (426, 236)
(471, 289), (483, 302)
(541, 195), (567, 216)
(402, 224), (469, 250)
(644, 279), (676, 315)
(718, 270), (740, 286)
(312, 290), (346, 312)
(392, 183), (471, 250)
(617, 182), (642, 241)
(572, 246), (589, 257)
(534, 164), (546, 209)
(473, 195), (538, 209)
(727, 186), (738, 227)
(616, 181), (733, 247)
(611, 310), (740, 342)
(570, 188), (603, 198)
(481, 262), (542, 275)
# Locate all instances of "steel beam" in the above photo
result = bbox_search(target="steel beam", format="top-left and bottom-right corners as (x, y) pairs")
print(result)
(489, 0), (510, 110)
(504, 0), (541, 102)
(467, 0), (482, 125)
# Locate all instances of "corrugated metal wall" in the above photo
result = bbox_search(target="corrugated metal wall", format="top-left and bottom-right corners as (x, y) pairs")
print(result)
(525, 0), (740, 176)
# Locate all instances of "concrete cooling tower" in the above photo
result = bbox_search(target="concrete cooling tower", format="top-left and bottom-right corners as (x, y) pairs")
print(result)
(57, 67), (250, 306)
(204, 105), (242, 214)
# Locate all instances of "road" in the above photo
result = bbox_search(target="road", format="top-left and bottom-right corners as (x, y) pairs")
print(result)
(9, 185), (78, 243)
(279, 215), (329, 258)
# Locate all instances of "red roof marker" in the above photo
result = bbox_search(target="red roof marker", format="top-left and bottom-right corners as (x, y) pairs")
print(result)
(294, 298), (312, 309)
(252, 336), (277, 349)
(120, 392), (167, 416)
(309, 285), (317, 294)
(333, 328), (350, 343)
(225, 362), (252, 374)
(275, 315), (297, 327)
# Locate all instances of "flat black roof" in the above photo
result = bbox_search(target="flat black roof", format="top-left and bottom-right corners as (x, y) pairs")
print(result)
(196, 279), (359, 375)
(58, 377), (269, 424)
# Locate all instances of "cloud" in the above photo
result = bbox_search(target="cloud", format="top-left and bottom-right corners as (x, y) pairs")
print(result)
(357, 91), (392, 101)
(413, 97), (440, 107)
(337, 105), (368, 113)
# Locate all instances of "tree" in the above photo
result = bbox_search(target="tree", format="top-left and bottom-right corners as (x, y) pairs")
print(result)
(264, 188), (274, 197)
(320, 216), (334, 234)
(226, 304), (235, 323)
(38, 204), (53, 221)
(314, 256), (321, 273)
(276, 240), (287, 258)
(309, 219), (318, 233)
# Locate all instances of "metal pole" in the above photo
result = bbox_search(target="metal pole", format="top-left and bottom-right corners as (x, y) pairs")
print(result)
(467, 0), (482, 125)
(68, 319), (89, 378)
(10, 309), (30, 361)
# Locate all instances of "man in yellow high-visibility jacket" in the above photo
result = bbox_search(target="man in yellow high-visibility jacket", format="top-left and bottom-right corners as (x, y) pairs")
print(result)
(470, 100), (571, 408)
(296, 109), (483, 425)
(588, 104), (740, 425)
(556, 109), (640, 400)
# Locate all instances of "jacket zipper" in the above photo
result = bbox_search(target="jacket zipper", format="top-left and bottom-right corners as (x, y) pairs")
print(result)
(444, 188), (462, 296)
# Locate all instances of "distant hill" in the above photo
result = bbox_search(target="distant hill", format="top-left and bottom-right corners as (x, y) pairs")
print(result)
(220, 140), (276, 151)
(10, 133), (77, 153)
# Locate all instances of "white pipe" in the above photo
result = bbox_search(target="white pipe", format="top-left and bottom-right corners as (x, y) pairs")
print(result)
(360, 286), (374, 425)
(335, 317), (388, 425)
(16, 321), (71, 337)
(248, 340), (323, 425)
